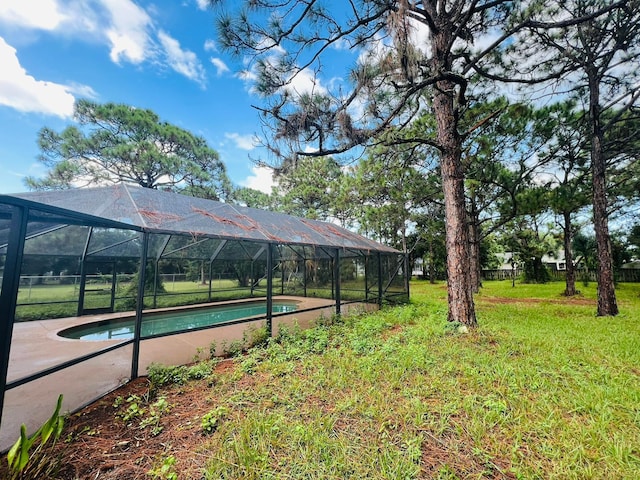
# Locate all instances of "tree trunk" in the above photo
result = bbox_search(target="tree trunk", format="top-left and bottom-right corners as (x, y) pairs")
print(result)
(428, 242), (436, 284)
(468, 196), (482, 293)
(588, 72), (618, 316)
(200, 261), (207, 285)
(433, 98), (476, 325)
(563, 211), (577, 296)
(414, 19), (478, 326)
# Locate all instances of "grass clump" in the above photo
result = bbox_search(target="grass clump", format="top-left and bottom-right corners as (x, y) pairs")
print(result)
(147, 361), (216, 391)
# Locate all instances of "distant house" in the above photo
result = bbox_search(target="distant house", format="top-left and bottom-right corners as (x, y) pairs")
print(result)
(494, 251), (575, 271)
(622, 260), (640, 269)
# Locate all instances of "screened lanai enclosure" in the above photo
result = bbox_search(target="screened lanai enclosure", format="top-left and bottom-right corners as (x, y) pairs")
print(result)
(0, 184), (407, 450)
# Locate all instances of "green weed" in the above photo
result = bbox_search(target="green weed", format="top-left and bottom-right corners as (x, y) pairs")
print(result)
(201, 406), (229, 435)
(148, 455), (178, 480)
(139, 397), (171, 436)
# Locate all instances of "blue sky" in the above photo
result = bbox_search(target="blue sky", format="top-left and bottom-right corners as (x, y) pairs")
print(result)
(0, 0), (332, 195)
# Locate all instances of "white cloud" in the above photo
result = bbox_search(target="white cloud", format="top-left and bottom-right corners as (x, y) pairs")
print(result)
(67, 82), (98, 99)
(237, 69), (257, 83)
(286, 68), (327, 97)
(0, 0), (153, 64)
(0, 37), (75, 118)
(239, 44), (327, 99)
(331, 37), (352, 51)
(241, 165), (275, 194)
(102, 0), (153, 64)
(470, 29), (503, 54)
(225, 132), (258, 150)
(357, 33), (392, 66)
(211, 57), (230, 76)
(195, 0), (209, 11)
(158, 30), (207, 86)
(0, 0), (67, 31)
(204, 39), (217, 52)
(0, 0), (154, 65)
(255, 36), (286, 55)
(1, 0), (209, 88)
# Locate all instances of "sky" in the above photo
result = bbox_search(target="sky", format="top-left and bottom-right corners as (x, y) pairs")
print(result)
(0, 0), (308, 195)
(0, 0), (514, 199)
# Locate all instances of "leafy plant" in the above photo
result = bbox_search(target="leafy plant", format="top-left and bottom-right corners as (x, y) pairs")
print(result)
(186, 362), (214, 380)
(139, 397), (171, 436)
(147, 363), (189, 388)
(201, 406), (229, 435)
(209, 340), (218, 359)
(118, 395), (146, 422)
(244, 325), (270, 349)
(221, 339), (244, 358)
(192, 346), (205, 363)
(443, 320), (469, 335)
(148, 455), (178, 480)
(6, 394), (65, 480)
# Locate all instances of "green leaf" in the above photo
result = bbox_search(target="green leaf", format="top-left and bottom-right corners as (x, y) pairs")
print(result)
(39, 394), (64, 444)
(17, 424), (32, 472)
(6, 430), (21, 469)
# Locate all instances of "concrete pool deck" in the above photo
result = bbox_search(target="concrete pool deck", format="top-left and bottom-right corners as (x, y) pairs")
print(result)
(7, 296), (338, 383)
(2, 296), (377, 451)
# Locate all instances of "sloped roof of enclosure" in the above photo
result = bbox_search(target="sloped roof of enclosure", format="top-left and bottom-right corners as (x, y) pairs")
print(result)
(1, 184), (398, 253)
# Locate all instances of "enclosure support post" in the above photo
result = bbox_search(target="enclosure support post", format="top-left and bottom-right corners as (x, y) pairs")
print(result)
(330, 258), (334, 300)
(109, 265), (116, 312)
(131, 232), (149, 380)
(0, 205), (28, 430)
(266, 243), (273, 336)
(334, 249), (341, 316)
(377, 253), (383, 308)
(153, 235), (172, 308)
(364, 255), (369, 303)
(303, 254), (307, 297)
(281, 252), (285, 295)
(208, 240), (227, 301)
(208, 260), (213, 302)
(250, 261), (254, 297)
(77, 227), (94, 316)
(404, 253), (410, 300)
(152, 259), (159, 309)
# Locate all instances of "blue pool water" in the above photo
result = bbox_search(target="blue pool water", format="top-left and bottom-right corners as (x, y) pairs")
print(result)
(59, 301), (298, 341)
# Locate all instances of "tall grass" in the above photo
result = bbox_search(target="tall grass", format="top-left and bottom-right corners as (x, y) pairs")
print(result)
(137, 279), (640, 479)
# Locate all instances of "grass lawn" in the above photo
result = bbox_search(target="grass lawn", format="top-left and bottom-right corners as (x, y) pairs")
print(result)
(23, 280), (640, 479)
(16, 279), (240, 304)
(15, 279), (368, 321)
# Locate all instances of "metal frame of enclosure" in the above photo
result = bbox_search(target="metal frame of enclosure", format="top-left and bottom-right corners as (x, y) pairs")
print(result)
(0, 184), (407, 450)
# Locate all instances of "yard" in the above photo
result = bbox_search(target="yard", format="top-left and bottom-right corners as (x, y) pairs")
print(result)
(4, 280), (640, 479)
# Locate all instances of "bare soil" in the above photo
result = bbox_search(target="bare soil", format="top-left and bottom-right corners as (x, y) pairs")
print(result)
(478, 295), (595, 306)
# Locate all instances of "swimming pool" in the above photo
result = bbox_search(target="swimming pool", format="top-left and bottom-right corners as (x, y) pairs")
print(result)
(58, 301), (298, 341)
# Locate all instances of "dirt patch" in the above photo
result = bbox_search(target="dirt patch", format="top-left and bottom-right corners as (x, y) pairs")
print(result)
(0, 360), (238, 480)
(381, 323), (405, 340)
(478, 295), (595, 306)
(56, 377), (216, 479)
(420, 436), (516, 479)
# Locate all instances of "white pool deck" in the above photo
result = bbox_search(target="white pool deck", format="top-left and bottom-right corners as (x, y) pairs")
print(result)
(1, 296), (375, 451)
(7, 296), (337, 382)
